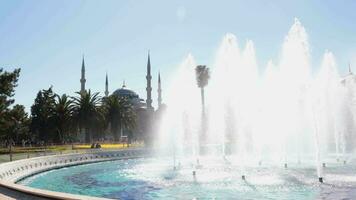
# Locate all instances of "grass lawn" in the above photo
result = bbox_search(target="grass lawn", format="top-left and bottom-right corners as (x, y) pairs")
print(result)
(73, 143), (142, 149)
(0, 145), (69, 154)
(0, 143), (143, 163)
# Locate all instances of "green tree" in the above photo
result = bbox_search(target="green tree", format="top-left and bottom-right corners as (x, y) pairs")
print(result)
(195, 65), (210, 113)
(72, 90), (101, 143)
(53, 94), (74, 143)
(0, 68), (20, 112)
(0, 68), (21, 141)
(103, 95), (136, 143)
(91, 105), (107, 141)
(30, 87), (56, 143)
(195, 65), (210, 143)
(103, 95), (121, 141)
(3, 104), (30, 143)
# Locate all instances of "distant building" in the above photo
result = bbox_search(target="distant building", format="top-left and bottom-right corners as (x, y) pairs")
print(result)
(79, 52), (164, 144)
(112, 82), (146, 108)
(80, 56), (86, 94)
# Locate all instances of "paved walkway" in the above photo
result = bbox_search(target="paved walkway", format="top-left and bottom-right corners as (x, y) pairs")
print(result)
(0, 151), (72, 164)
(0, 193), (16, 200)
(0, 185), (50, 200)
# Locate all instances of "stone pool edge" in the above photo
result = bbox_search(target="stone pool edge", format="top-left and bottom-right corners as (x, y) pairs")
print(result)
(0, 148), (151, 200)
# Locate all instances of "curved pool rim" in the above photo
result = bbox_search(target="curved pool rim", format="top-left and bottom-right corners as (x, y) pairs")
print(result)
(0, 148), (150, 200)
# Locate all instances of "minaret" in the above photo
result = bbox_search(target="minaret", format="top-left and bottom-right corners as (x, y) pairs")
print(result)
(80, 55), (86, 94)
(105, 72), (109, 97)
(157, 71), (162, 108)
(146, 52), (153, 110)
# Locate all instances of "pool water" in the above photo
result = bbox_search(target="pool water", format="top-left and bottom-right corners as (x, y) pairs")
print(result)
(18, 157), (356, 200)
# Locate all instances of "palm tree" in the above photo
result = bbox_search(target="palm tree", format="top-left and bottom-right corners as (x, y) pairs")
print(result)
(103, 95), (120, 141)
(72, 90), (101, 143)
(195, 65), (210, 114)
(103, 95), (136, 144)
(52, 94), (74, 143)
(86, 105), (106, 142)
(195, 65), (210, 144)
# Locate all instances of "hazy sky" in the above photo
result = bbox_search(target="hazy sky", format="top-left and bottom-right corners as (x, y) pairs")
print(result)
(1, 0), (356, 111)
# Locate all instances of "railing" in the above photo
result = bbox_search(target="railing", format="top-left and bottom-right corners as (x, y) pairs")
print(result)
(0, 143), (143, 164)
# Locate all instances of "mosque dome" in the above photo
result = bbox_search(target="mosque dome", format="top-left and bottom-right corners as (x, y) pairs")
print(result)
(113, 87), (139, 99)
(112, 83), (146, 108)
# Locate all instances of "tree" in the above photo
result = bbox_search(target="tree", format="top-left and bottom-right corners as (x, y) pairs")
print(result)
(30, 87), (56, 143)
(2, 104), (30, 144)
(72, 90), (101, 143)
(195, 65), (210, 112)
(103, 95), (136, 144)
(103, 95), (121, 141)
(195, 65), (210, 143)
(52, 94), (74, 143)
(0, 68), (21, 141)
(90, 104), (107, 141)
(0, 68), (20, 112)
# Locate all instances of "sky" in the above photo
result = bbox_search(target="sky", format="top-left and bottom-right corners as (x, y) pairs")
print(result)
(1, 0), (356, 111)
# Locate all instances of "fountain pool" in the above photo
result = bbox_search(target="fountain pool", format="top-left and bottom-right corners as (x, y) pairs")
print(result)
(18, 156), (356, 200)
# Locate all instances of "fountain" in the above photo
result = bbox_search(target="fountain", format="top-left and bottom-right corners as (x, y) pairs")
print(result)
(18, 18), (356, 199)
(156, 18), (355, 184)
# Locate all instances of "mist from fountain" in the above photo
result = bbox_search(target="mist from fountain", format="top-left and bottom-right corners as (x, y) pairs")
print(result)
(155, 18), (354, 182)
(156, 54), (201, 167)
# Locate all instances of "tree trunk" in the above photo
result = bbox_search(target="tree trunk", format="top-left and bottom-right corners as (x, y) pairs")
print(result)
(85, 127), (90, 143)
(9, 145), (12, 161)
(117, 124), (122, 142)
(201, 87), (205, 115)
(113, 128), (119, 141)
(200, 87), (207, 147)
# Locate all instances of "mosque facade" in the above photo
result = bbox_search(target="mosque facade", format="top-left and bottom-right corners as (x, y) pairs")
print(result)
(79, 53), (164, 144)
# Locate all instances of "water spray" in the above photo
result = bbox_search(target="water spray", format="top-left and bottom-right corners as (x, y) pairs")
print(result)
(223, 156), (227, 163)
(195, 158), (203, 169)
(312, 104), (324, 184)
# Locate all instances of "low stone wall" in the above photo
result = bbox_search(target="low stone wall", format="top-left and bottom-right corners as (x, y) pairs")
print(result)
(0, 148), (149, 199)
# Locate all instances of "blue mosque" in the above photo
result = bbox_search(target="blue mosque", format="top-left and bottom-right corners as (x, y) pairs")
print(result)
(79, 53), (164, 144)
